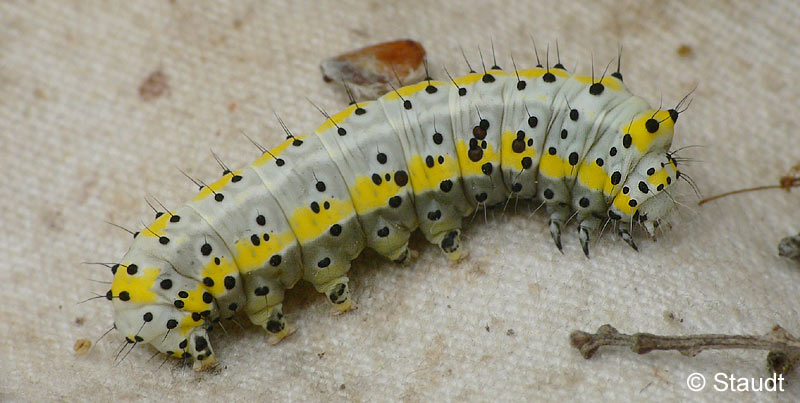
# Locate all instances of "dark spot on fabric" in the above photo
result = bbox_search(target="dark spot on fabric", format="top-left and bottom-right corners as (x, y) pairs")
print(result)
(201, 243), (212, 256)
(160, 279), (172, 290)
(372, 173), (382, 185)
(629, 199), (638, 207)
(174, 300), (184, 309)
(159, 236), (170, 245)
(126, 264), (138, 275)
(521, 157), (532, 169)
(432, 132), (443, 145)
(119, 291), (130, 301)
(323, 201), (330, 209)
(638, 181), (649, 193)
(251, 234), (260, 246)
(608, 210), (621, 220)
(330, 224), (342, 236)
(203, 277), (214, 287)
(458, 88), (467, 96)
(275, 158), (285, 167)
(310, 201), (320, 213)
(167, 319), (178, 329)
(316, 181), (326, 192)
(623, 134), (632, 149)
(511, 183), (522, 192)
(317, 257), (331, 268)
(543, 72), (556, 83)
(377, 153), (387, 164)
(596, 158), (604, 167)
(609, 147), (617, 156)
(170, 215), (181, 223)
(426, 155), (434, 168)
(389, 196), (402, 208)
(377, 227), (390, 237)
(561, 129), (568, 139)
(589, 83), (604, 95)
(579, 197), (590, 208)
(437, 155), (444, 164)
(517, 80), (526, 90)
(394, 170), (408, 186)
(622, 186), (629, 194)
(548, 147), (557, 155)
(647, 168), (656, 176)
(482, 74), (495, 83)
(256, 215), (266, 226)
(481, 162), (493, 175)
(543, 189), (554, 199)
(528, 116), (538, 128)
(425, 85), (437, 94)
(255, 286), (269, 296)
(475, 192), (488, 202)
(403, 100), (412, 110)
(224, 276), (236, 290)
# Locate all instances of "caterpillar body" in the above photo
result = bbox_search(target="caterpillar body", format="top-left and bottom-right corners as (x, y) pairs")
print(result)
(108, 52), (687, 370)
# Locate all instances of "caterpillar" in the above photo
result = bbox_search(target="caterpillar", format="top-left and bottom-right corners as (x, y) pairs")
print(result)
(104, 46), (691, 371)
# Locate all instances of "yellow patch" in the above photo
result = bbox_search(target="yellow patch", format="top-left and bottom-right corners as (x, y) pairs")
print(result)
(454, 141), (499, 177)
(112, 266), (160, 304)
(500, 130), (536, 171)
(232, 232), (295, 274)
(452, 70), (508, 87)
(192, 171), (240, 202)
(314, 104), (364, 133)
(178, 313), (202, 336)
(349, 173), (403, 213)
(612, 193), (637, 216)
(141, 212), (173, 238)
(382, 81), (446, 101)
(176, 283), (212, 313)
(538, 153), (574, 179)
(200, 255), (239, 294)
(622, 110), (675, 154)
(251, 135), (308, 167)
(289, 198), (355, 244)
(516, 68), (569, 79)
(647, 160), (677, 190)
(406, 154), (460, 193)
(576, 161), (615, 195)
(572, 75), (623, 91)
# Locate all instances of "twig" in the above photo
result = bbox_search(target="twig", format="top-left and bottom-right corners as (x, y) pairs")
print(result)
(570, 324), (800, 375)
(698, 163), (800, 206)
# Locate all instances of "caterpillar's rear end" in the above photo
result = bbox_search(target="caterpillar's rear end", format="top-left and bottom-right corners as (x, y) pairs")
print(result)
(107, 48), (690, 370)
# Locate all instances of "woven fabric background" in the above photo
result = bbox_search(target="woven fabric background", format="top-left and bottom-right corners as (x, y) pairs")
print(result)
(2, 0), (799, 401)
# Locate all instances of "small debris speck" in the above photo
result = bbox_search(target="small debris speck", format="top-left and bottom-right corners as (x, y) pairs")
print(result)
(74, 338), (91, 355)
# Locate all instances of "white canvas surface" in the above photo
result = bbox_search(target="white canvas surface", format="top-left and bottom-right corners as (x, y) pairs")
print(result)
(1, 0), (799, 401)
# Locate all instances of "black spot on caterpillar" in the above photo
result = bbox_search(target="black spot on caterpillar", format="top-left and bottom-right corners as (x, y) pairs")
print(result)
(105, 46), (693, 370)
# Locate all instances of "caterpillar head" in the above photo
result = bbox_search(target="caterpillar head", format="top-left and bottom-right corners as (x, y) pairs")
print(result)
(608, 151), (678, 237)
(113, 303), (217, 370)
